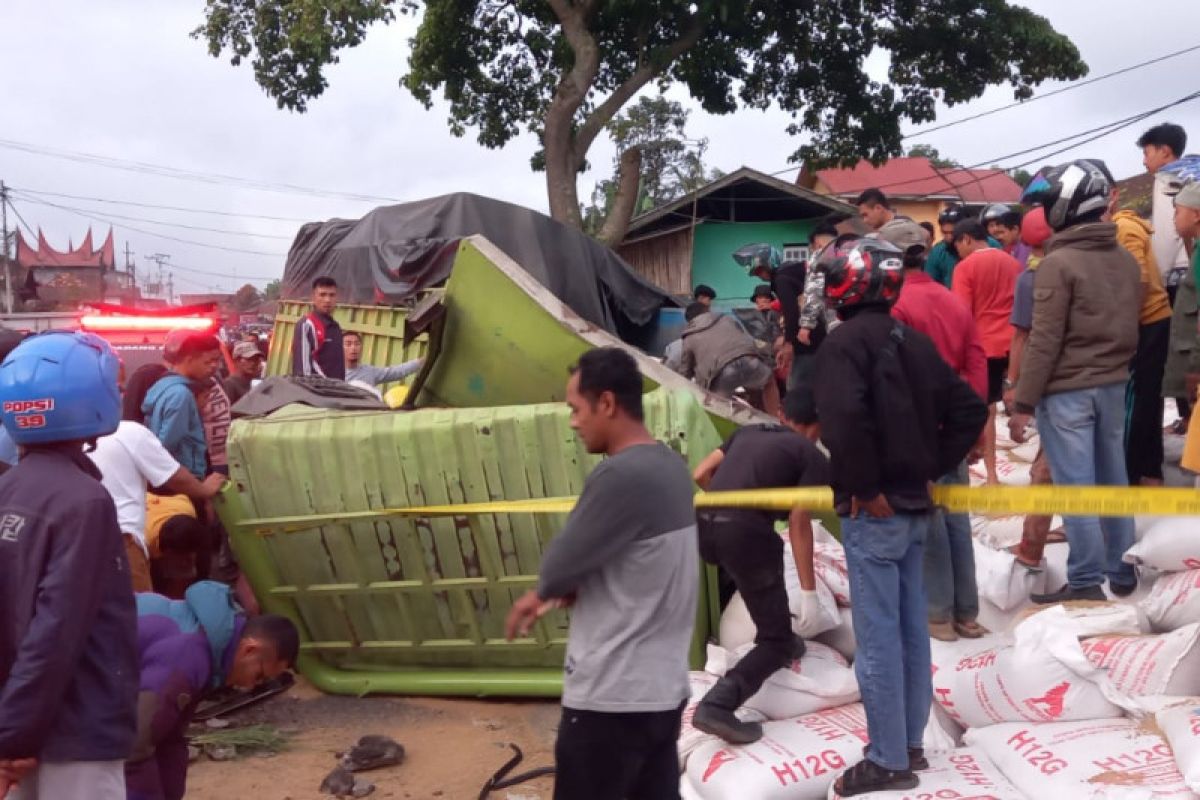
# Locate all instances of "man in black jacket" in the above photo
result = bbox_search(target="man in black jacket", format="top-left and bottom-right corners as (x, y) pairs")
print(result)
(0, 332), (137, 799)
(812, 237), (987, 797)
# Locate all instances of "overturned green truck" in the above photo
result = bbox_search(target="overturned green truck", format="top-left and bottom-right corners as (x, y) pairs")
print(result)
(219, 211), (775, 697)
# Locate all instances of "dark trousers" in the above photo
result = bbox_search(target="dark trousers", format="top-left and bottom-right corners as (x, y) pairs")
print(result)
(1127, 318), (1170, 483)
(553, 703), (684, 800)
(698, 514), (794, 702)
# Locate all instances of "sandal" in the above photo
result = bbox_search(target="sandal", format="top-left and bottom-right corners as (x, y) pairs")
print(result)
(954, 619), (989, 639)
(1045, 527), (1067, 544)
(834, 757), (918, 797)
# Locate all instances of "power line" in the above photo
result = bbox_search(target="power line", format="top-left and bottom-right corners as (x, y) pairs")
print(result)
(904, 42), (1200, 140)
(164, 260), (280, 282)
(8, 191), (293, 240)
(782, 88), (1200, 199)
(12, 195), (288, 258)
(0, 137), (402, 204)
(773, 42), (1200, 178)
(10, 187), (314, 223)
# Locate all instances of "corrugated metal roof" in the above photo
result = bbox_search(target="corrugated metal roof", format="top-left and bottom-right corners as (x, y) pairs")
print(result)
(804, 157), (1022, 203)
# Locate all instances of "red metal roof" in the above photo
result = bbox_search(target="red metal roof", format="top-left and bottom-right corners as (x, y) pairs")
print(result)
(802, 157), (1022, 204)
(15, 227), (115, 269)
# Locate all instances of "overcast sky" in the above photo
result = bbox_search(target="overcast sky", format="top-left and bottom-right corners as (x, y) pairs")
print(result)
(2, 0), (1198, 294)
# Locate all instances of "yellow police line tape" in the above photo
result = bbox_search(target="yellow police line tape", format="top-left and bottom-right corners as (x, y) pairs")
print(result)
(240, 485), (1200, 535)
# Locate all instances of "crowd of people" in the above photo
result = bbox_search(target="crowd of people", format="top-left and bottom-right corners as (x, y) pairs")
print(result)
(3, 121), (1200, 800)
(510, 123), (1200, 799)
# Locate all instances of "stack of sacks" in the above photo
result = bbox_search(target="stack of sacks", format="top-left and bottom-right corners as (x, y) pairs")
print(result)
(690, 454), (1200, 799)
(1129, 517), (1200, 633)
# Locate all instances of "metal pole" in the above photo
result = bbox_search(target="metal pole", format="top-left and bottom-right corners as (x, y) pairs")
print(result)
(1, 181), (11, 313)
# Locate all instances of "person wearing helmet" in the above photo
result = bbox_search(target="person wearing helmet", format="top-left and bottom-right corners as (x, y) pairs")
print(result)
(981, 204), (1032, 269)
(0, 332), (138, 799)
(796, 222), (842, 347)
(1003, 207), (1061, 570)
(737, 242), (822, 417)
(924, 204), (969, 287)
(882, 219), (989, 642)
(813, 237), (987, 796)
(1010, 160), (1141, 603)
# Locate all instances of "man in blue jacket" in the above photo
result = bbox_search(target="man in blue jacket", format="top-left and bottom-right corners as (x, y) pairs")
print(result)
(0, 332), (137, 799)
(126, 581), (298, 800)
(142, 330), (222, 480)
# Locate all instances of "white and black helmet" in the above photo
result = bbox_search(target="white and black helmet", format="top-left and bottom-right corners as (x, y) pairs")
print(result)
(1021, 160), (1113, 231)
(979, 203), (1012, 224)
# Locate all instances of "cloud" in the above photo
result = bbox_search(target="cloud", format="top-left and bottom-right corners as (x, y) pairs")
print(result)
(3, 0), (1197, 292)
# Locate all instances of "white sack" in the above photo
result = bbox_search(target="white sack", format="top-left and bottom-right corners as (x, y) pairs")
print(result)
(718, 542), (840, 649)
(1080, 624), (1200, 698)
(931, 605), (1132, 728)
(1142, 570), (1200, 633)
(705, 642), (859, 721)
(973, 539), (1046, 611)
(683, 704), (869, 800)
(965, 717), (1195, 799)
(1124, 518), (1200, 572)
(1155, 700), (1200, 794)
(814, 607), (856, 663)
(678, 671), (766, 770)
(813, 540), (851, 607)
(825, 747), (1028, 799)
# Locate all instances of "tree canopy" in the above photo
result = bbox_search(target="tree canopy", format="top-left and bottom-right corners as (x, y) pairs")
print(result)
(195, 0), (1086, 245)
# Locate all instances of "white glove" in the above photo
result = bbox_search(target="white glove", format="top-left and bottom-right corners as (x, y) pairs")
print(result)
(795, 589), (822, 638)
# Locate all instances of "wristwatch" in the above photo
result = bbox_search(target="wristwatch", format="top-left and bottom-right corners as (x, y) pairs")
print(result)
(1002, 378), (1014, 390)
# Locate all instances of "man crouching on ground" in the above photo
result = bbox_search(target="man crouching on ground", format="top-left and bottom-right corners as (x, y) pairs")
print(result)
(126, 581), (298, 800)
(506, 347), (698, 800)
(812, 236), (986, 796)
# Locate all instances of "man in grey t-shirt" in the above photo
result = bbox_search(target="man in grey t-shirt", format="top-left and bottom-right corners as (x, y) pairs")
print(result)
(342, 330), (422, 388)
(506, 347), (698, 800)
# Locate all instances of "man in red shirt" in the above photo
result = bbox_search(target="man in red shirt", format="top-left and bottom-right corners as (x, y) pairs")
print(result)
(952, 219), (1022, 484)
(882, 219), (988, 641)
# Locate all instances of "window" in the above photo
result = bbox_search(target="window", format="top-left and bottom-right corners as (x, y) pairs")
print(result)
(782, 243), (809, 263)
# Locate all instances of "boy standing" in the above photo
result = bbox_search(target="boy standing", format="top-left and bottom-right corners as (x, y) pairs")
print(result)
(0, 332), (137, 799)
(813, 238), (986, 796)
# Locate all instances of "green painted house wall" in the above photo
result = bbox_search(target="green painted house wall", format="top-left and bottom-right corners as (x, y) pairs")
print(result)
(690, 219), (817, 306)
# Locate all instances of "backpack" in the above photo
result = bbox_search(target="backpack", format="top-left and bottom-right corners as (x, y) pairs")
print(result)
(870, 324), (939, 482)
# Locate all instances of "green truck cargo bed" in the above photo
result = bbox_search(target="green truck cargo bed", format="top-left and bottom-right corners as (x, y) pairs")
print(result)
(220, 388), (723, 697)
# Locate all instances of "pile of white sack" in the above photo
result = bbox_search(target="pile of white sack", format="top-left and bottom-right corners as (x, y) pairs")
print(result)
(680, 413), (1200, 799)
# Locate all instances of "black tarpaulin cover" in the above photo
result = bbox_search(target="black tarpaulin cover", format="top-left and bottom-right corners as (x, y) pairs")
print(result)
(280, 192), (677, 336)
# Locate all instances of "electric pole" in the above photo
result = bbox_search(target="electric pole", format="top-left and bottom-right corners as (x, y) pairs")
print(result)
(124, 241), (136, 287)
(1, 181), (11, 314)
(144, 253), (171, 300)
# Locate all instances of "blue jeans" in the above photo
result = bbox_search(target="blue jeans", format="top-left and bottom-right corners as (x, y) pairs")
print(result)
(841, 512), (932, 771)
(1036, 384), (1137, 590)
(925, 462), (979, 623)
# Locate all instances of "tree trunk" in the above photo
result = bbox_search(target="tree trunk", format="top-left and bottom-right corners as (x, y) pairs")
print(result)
(543, 119), (584, 228)
(596, 146), (642, 247)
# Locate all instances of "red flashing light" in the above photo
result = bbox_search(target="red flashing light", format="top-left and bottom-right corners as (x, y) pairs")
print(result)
(80, 314), (216, 332)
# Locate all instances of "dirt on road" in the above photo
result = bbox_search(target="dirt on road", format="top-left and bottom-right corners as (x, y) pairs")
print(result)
(186, 677), (560, 800)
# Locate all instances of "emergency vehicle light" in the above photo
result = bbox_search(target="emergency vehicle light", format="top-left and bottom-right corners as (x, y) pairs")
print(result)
(80, 315), (216, 332)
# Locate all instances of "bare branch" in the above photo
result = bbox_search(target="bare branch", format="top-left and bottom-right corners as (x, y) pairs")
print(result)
(573, 22), (705, 166)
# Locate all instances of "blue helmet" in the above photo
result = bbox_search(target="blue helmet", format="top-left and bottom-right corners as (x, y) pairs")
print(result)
(0, 331), (120, 445)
